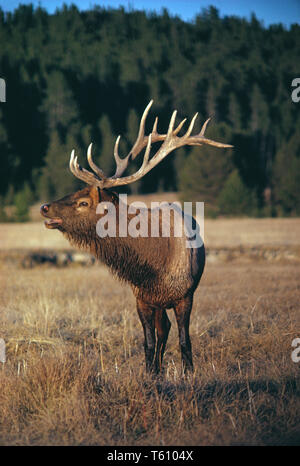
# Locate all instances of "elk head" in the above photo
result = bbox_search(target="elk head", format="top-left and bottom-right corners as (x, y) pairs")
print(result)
(41, 185), (100, 231)
(41, 100), (233, 235)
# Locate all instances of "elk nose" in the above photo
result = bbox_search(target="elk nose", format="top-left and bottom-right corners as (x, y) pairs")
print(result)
(40, 203), (50, 214)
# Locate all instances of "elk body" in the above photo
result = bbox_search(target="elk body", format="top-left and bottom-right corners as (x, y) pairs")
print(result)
(41, 101), (232, 374)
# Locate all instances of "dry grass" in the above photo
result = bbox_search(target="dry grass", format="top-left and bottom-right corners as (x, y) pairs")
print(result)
(0, 258), (299, 445)
(0, 211), (299, 445)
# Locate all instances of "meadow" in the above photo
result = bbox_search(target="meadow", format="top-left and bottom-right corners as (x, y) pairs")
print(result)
(0, 214), (299, 445)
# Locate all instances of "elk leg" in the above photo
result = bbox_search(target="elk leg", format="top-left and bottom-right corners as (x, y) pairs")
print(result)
(136, 299), (156, 373)
(154, 309), (171, 373)
(173, 295), (194, 373)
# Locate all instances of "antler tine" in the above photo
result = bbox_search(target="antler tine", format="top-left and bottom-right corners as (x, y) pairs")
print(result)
(110, 100), (155, 179)
(187, 114), (233, 148)
(69, 149), (77, 177)
(113, 135), (132, 179)
(112, 134), (153, 185)
(130, 99), (154, 160)
(113, 135), (122, 163)
(87, 143), (107, 180)
(188, 137), (233, 148)
(140, 132), (152, 169)
(152, 116), (158, 134)
(174, 118), (187, 136)
(69, 149), (103, 187)
(185, 115), (233, 148)
(199, 117), (211, 137)
(184, 113), (198, 138)
(74, 155), (98, 184)
(132, 133), (152, 176)
(166, 110), (177, 138)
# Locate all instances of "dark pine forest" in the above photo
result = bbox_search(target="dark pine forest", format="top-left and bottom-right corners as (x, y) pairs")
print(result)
(0, 4), (299, 219)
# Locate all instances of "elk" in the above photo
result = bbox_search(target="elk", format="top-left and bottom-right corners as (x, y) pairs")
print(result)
(40, 101), (232, 374)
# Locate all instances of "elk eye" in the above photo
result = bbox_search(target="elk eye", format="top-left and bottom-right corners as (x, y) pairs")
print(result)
(79, 201), (89, 207)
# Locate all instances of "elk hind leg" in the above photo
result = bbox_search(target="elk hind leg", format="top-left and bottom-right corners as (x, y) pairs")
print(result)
(173, 295), (194, 373)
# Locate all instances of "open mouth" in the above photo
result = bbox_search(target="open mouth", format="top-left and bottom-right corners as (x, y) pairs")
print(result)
(44, 218), (63, 229)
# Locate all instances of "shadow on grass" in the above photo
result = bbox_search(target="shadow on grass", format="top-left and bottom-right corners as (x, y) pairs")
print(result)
(152, 375), (299, 401)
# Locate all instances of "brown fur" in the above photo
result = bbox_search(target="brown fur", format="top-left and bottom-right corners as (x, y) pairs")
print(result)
(41, 185), (205, 373)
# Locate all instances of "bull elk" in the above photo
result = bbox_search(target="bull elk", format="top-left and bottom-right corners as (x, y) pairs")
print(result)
(40, 101), (232, 374)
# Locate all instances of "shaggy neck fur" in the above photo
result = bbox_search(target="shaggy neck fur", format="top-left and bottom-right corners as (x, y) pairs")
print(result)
(63, 219), (159, 289)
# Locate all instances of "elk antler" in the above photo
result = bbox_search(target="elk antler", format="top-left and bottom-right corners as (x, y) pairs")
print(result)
(69, 100), (233, 189)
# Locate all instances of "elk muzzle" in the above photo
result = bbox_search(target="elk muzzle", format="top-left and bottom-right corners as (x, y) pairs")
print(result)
(40, 203), (63, 229)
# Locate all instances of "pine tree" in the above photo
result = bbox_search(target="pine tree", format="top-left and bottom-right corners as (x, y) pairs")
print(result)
(14, 182), (34, 222)
(228, 93), (242, 132)
(179, 123), (233, 216)
(37, 128), (79, 200)
(41, 70), (78, 134)
(250, 84), (270, 134)
(218, 170), (258, 216)
(273, 129), (300, 215)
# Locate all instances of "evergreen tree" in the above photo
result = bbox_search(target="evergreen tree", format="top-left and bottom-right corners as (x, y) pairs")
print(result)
(218, 170), (258, 216)
(273, 129), (300, 215)
(228, 93), (242, 132)
(0, 196), (8, 222)
(179, 123), (233, 215)
(250, 84), (270, 134)
(41, 70), (78, 135)
(14, 182), (34, 222)
(37, 128), (79, 200)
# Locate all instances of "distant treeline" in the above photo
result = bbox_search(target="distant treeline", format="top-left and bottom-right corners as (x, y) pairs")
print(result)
(0, 4), (299, 219)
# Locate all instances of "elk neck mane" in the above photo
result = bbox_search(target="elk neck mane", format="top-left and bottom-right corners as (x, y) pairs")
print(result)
(62, 219), (162, 288)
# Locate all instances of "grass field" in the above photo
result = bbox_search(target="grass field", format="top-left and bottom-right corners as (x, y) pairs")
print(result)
(0, 216), (299, 445)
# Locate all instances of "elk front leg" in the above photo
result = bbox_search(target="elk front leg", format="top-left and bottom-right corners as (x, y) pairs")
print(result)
(136, 299), (156, 373)
(173, 295), (194, 373)
(154, 309), (171, 373)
